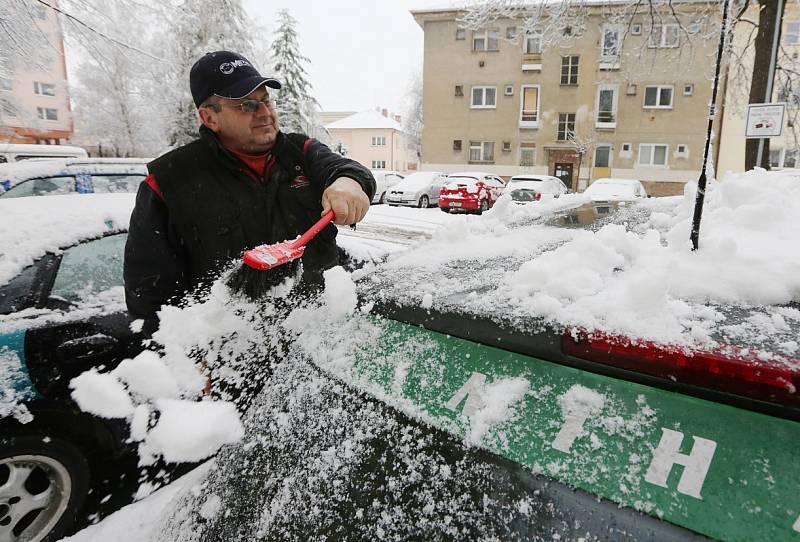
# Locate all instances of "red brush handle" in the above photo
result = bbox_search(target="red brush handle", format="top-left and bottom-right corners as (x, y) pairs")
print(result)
(290, 210), (335, 249)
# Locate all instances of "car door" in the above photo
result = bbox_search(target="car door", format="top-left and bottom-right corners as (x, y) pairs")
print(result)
(21, 233), (142, 399)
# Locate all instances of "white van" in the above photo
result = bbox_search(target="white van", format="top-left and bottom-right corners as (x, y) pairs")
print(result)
(0, 143), (88, 163)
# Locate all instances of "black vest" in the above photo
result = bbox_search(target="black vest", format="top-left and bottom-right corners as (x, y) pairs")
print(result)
(148, 129), (338, 289)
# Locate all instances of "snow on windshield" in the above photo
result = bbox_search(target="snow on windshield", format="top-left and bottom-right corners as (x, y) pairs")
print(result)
(364, 171), (800, 352)
(0, 193), (134, 285)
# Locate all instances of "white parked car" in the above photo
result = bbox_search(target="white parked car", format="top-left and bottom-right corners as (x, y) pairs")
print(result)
(583, 178), (649, 202)
(386, 171), (447, 208)
(506, 175), (570, 203)
(370, 170), (404, 204)
(0, 143), (87, 163)
(0, 158), (148, 197)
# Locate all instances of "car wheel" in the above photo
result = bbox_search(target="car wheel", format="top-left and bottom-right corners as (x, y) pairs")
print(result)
(477, 199), (489, 215)
(0, 435), (90, 542)
(418, 195), (429, 208)
(379, 191), (386, 204)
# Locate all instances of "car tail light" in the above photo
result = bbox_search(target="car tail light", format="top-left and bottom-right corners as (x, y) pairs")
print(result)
(535, 192), (542, 201)
(562, 331), (800, 407)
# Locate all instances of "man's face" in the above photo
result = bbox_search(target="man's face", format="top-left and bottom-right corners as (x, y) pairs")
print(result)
(199, 86), (280, 154)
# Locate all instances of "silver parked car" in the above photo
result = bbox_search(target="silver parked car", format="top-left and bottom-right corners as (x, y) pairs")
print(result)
(583, 177), (649, 202)
(506, 175), (570, 203)
(386, 171), (447, 208)
(370, 170), (404, 204)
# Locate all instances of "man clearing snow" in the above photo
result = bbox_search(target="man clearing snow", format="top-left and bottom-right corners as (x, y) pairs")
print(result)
(123, 51), (375, 330)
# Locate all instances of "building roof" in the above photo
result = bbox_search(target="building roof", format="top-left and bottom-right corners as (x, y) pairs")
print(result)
(326, 110), (403, 131)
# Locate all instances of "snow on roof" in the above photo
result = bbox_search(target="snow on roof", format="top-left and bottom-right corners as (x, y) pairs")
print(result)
(326, 110), (403, 131)
(0, 193), (135, 285)
(0, 158), (149, 187)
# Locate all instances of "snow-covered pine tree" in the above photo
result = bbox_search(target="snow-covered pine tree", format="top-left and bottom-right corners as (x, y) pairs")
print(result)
(270, 10), (319, 134)
(164, 0), (256, 147)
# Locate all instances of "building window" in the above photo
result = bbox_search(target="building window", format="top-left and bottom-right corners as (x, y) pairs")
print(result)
(506, 26), (517, 39)
(557, 113), (576, 141)
(596, 85), (618, 126)
(453, 140), (462, 151)
(371, 160), (386, 169)
(523, 31), (542, 54)
(594, 145), (611, 168)
(769, 149), (783, 168)
(786, 22), (800, 44)
(601, 26), (620, 58)
(560, 56), (579, 85)
(786, 150), (798, 167)
(519, 143), (536, 166)
(649, 24), (679, 48)
(643, 85), (674, 108)
(471, 86), (497, 108)
(683, 84), (694, 96)
(456, 28), (466, 40)
(520, 84), (540, 125)
(473, 29), (499, 51)
(33, 82), (56, 96)
(502, 141), (512, 152)
(455, 85), (464, 97)
(0, 78), (12, 91)
(504, 84), (514, 96)
(37, 107), (58, 121)
(631, 23), (642, 35)
(675, 144), (689, 158)
(639, 144), (668, 166)
(371, 136), (386, 146)
(469, 141), (495, 162)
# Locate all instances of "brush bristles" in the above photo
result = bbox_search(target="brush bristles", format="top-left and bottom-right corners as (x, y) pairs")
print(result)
(226, 260), (298, 299)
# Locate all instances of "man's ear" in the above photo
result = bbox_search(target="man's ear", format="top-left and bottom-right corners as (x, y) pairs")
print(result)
(198, 107), (219, 132)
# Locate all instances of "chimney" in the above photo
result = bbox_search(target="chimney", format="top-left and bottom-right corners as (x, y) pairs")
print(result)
(381, 108), (388, 117)
(393, 114), (401, 123)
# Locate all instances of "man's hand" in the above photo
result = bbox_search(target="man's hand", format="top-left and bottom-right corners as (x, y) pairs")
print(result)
(321, 177), (370, 225)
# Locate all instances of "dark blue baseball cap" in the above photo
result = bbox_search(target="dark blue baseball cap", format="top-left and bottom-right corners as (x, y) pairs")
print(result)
(190, 51), (281, 108)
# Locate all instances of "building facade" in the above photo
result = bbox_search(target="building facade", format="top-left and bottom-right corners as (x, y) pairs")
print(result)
(325, 109), (420, 173)
(412, 4), (723, 195)
(1, 1), (74, 144)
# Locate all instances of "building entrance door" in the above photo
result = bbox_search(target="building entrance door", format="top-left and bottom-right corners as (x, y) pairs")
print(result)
(554, 163), (574, 190)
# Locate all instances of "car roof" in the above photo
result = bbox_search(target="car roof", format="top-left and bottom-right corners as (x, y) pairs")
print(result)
(447, 171), (498, 180)
(0, 158), (149, 185)
(0, 193), (134, 285)
(360, 170), (799, 359)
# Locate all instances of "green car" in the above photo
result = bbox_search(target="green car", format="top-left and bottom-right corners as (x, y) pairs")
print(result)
(157, 194), (800, 542)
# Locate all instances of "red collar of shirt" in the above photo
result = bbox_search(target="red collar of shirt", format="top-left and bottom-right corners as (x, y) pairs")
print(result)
(226, 146), (270, 176)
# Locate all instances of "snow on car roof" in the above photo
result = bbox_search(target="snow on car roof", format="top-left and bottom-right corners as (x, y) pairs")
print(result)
(363, 170), (800, 354)
(394, 171), (444, 190)
(591, 178), (641, 185)
(0, 193), (135, 285)
(0, 158), (149, 188)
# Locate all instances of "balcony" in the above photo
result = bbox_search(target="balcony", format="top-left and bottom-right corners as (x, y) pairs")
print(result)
(519, 112), (539, 129)
(521, 53), (542, 72)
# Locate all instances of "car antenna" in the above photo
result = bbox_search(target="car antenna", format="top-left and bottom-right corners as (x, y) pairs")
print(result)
(690, 0), (730, 251)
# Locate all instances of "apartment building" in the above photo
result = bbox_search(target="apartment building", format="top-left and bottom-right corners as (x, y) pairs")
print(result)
(412, 4), (722, 195)
(0, 1), (73, 144)
(325, 109), (420, 172)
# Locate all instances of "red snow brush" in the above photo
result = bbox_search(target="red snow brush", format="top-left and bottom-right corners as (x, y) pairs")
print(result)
(227, 210), (335, 298)
(244, 210), (334, 270)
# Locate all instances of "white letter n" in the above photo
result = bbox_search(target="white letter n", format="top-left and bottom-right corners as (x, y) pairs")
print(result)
(444, 372), (486, 417)
(644, 428), (717, 499)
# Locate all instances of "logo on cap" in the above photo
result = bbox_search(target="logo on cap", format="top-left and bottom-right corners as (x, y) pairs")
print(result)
(219, 59), (251, 75)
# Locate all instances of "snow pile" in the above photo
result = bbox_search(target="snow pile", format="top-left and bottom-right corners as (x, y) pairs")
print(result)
(323, 266), (357, 318)
(141, 399), (244, 463)
(0, 193), (134, 284)
(70, 369), (135, 418)
(370, 171), (800, 348)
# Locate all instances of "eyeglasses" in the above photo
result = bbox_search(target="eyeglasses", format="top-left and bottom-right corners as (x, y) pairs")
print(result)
(208, 96), (276, 113)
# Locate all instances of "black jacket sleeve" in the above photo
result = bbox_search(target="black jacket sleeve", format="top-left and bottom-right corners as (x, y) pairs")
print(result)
(303, 138), (377, 201)
(123, 180), (188, 323)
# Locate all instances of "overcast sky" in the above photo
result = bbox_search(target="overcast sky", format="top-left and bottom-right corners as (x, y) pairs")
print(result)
(243, 0), (453, 116)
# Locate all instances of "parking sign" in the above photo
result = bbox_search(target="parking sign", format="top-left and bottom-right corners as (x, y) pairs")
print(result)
(746, 103), (785, 138)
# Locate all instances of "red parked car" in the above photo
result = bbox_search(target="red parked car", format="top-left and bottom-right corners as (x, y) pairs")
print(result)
(438, 172), (505, 214)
